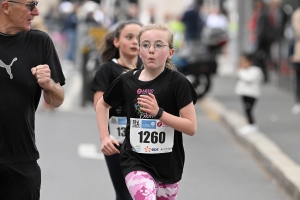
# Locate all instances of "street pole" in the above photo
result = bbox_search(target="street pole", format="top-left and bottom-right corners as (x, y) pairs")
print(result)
(226, 0), (252, 73)
(237, 0), (252, 53)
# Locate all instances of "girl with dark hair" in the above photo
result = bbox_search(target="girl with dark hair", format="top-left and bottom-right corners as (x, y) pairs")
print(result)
(91, 20), (143, 200)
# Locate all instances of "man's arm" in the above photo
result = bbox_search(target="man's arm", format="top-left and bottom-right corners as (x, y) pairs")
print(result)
(43, 81), (64, 107)
(32, 64), (64, 107)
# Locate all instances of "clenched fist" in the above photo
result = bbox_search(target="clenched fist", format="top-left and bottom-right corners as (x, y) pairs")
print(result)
(31, 64), (54, 92)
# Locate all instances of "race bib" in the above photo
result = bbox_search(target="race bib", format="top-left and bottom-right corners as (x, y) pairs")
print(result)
(130, 118), (174, 154)
(109, 116), (127, 143)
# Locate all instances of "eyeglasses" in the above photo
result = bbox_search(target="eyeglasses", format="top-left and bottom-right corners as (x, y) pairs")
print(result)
(139, 42), (169, 51)
(7, 1), (39, 11)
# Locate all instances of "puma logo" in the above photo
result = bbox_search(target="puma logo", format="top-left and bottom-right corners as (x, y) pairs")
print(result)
(0, 58), (17, 79)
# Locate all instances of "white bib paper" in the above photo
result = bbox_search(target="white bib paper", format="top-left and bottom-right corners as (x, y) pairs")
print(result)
(109, 116), (127, 143)
(130, 118), (174, 154)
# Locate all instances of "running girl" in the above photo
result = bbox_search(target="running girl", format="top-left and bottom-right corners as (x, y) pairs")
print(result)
(92, 20), (143, 200)
(96, 23), (197, 200)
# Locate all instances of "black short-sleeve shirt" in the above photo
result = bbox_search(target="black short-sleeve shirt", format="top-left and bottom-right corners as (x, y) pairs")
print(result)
(103, 67), (197, 183)
(0, 29), (65, 164)
(91, 58), (143, 117)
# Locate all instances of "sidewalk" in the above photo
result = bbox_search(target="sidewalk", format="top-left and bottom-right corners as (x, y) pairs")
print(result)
(202, 71), (300, 200)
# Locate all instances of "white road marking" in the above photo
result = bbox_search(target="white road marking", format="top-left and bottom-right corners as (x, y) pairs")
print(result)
(78, 143), (104, 160)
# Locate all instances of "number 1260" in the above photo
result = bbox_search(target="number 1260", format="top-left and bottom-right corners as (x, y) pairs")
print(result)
(138, 131), (166, 144)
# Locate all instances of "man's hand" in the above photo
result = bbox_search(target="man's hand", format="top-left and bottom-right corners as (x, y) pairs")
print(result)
(31, 64), (54, 92)
(32, 64), (64, 107)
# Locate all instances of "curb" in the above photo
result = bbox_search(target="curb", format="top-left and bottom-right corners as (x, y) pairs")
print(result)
(200, 96), (300, 200)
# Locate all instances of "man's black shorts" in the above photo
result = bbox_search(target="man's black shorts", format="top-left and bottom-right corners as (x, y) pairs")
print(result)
(0, 161), (41, 200)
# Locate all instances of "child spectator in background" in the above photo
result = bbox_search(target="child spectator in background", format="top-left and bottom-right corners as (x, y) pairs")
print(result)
(235, 52), (263, 134)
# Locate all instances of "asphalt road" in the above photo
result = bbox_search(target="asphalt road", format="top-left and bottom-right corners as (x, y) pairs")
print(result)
(35, 103), (290, 200)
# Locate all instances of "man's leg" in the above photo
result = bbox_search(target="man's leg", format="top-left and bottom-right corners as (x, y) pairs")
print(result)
(0, 161), (41, 200)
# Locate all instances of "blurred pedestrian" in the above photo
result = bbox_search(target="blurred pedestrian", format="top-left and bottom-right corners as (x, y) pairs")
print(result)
(206, 6), (228, 31)
(248, 0), (261, 51)
(290, 7), (300, 114)
(205, 6), (229, 54)
(250, 0), (275, 83)
(175, 1), (205, 69)
(62, 2), (79, 63)
(269, 0), (288, 71)
(85, 11), (100, 27)
(140, 6), (155, 25)
(92, 20), (143, 200)
(165, 13), (185, 50)
(0, 0), (65, 199)
(95, 23), (197, 199)
(44, 5), (63, 32)
(235, 52), (263, 134)
(181, 2), (204, 42)
(127, 3), (139, 20)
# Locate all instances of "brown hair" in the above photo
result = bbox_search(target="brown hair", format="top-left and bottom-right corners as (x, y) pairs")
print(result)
(138, 23), (177, 70)
(100, 20), (143, 64)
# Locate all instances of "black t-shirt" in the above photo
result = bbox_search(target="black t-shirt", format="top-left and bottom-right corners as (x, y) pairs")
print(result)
(0, 29), (65, 164)
(91, 57), (143, 117)
(103, 67), (197, 183)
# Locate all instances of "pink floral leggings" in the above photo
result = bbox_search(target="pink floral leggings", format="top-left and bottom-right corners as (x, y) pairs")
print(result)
(125, 171), (179, 200)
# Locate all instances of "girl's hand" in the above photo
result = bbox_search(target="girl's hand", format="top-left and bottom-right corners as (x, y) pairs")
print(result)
(100, 137), (120, 155)
(138, 93), (159, 118)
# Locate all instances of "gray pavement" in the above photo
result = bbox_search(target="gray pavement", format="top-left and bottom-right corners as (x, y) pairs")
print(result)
(202, 72), (300, 200)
